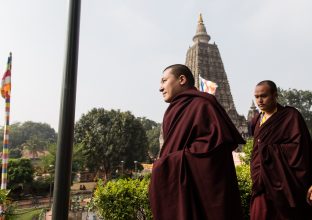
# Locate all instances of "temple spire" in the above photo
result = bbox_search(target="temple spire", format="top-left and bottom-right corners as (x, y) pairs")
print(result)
(250, 100), (256, 109)
(193, 13), (210, 44)
(247, 100), (259, 121)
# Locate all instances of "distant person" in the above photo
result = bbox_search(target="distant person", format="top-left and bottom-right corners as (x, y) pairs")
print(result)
(149, 64), (245, 220)
(250, 80), (312, 219)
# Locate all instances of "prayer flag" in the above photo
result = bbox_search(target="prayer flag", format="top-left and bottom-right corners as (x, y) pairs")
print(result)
(199, 75), (218, 95)
(1, 53), (12, 99)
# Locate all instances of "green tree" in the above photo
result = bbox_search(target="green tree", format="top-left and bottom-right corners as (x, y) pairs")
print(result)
(2, 123), (24, 151)
(138, 117), (161, 160)
(2, 123), (24, 158)
(39, 143), (83, 179)
(0, 121), (57, 158)
(19, 121), (57, 144)
(38, 143), (56, 174)
(278, 88), (312, 135)
(22, 135), (48, 159)
(0, 159), (34, 191)
(74, 108), (149, 178)
(8, 148), (22, 158)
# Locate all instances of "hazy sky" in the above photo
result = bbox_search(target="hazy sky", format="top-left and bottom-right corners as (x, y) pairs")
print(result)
(0, 0), (311, 130)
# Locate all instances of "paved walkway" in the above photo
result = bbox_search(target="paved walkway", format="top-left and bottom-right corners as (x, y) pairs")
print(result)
(45, 210), (52, 220)
(45, 210), (99, 220)
(14, 196), (51, 208)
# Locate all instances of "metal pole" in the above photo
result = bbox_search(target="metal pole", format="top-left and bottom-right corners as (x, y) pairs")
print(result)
(52, 0), (81, 219)
(49, 177), (52, 207)
(121, 161), (124, 176)
(134, 161), (137, 177)
(49, 165), (54, 208)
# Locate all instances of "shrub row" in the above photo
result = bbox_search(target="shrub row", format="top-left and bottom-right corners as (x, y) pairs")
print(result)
(93, 165), (251, 220)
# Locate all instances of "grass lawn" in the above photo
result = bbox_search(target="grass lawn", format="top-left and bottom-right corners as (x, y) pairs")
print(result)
(8, 208), (43, 220)
(71, 181), (96, 191)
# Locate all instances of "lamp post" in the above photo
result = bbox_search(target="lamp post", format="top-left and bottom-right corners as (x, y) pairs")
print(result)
(121, 161), (124, 176)
(134, 161), (138, 177)
(49, 164), (54, 208)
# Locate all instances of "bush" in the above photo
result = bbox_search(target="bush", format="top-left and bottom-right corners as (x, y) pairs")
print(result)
(0, 189), (16, 219)
(31, 176), (51, 195)
(236, 164), (252, 220)
(93, 178), (152, 220)
(239, 138), (253, 165)
(93, 169), (251, 220)
(236, 138), (253, 219)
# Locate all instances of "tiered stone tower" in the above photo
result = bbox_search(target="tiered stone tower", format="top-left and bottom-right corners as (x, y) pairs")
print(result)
(185, 14), (248, 136)
(247, 100), (259, 122)
(247, 100), (259, 135)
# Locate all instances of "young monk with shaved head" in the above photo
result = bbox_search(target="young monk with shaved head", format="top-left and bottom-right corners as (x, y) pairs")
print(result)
(149, 64), (245, 220)
(250, 80), (312, 219)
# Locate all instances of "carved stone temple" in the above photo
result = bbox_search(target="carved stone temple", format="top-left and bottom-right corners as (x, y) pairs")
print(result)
(185, 14), (248, 136)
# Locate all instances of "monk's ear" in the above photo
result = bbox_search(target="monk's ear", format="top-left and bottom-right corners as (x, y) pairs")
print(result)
(273, 91), (278, 99)
(272, 91), (278, 103)
(179, 75), (187, 86)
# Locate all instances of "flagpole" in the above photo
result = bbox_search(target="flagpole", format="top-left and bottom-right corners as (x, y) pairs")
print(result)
(1, 97), (10, 190)
(1, 53), (12, 190)
(52, 0), (81, 219)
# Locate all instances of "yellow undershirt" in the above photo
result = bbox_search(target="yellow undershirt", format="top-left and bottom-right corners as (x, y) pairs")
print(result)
(260, 108), (278, 126)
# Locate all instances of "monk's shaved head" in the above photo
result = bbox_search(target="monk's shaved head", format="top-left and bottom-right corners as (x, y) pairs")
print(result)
(256, 80), (277, 95)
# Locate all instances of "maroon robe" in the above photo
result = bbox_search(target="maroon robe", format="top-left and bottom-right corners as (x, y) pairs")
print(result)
(250, 104), (312, 219)
(149, 88), (245, 220)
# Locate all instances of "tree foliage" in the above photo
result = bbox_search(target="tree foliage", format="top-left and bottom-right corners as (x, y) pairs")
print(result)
(278, 87), (312, 135)
(0, 159), (34, 191)
(17, 121), (57, 144)
(38, 143), (57, 174)
(138, 117), (161, 160)
(0, 189), (10, 205)
(0, 189), (13, 217)
(23, 135), (49, 159)
(39, 143), (83, 179)
(74, 108), (149, 177)
(0, 121), (57, 158)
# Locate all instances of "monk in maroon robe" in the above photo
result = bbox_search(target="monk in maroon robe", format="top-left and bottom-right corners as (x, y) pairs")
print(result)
(250, 80), (312, 220)
(149, 64), (245, 220)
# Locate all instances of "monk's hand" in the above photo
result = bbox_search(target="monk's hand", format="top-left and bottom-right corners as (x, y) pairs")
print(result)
(307, 186), (312, 206)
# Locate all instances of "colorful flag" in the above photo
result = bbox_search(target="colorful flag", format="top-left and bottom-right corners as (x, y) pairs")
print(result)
(199, 75), (218, 95)
(1, 53), (12, 99)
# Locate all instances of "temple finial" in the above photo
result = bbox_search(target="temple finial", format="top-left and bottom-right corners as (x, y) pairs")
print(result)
(198, 13), (203, 24)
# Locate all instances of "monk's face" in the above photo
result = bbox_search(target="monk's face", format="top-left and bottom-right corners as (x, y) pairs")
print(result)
(159, 69), (186, 103)
(254, 84), (277, 113)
